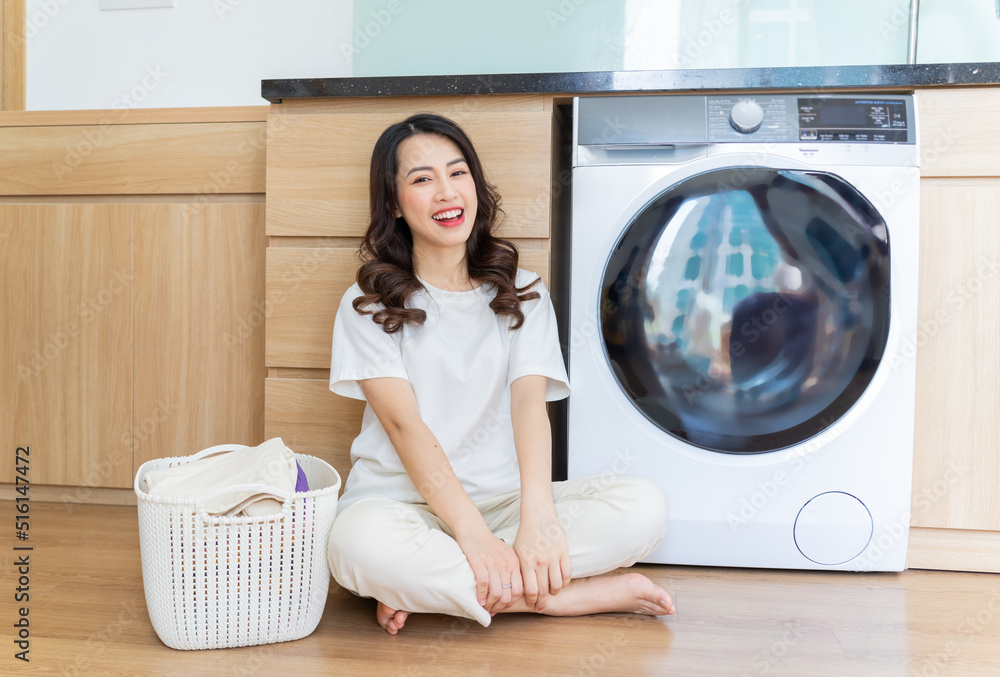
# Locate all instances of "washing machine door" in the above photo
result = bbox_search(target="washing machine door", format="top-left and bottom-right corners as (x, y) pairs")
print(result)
(601, 167), (890, 453)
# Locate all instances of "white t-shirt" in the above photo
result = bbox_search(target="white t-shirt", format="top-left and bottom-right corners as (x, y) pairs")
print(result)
(329, 268), (570, 512)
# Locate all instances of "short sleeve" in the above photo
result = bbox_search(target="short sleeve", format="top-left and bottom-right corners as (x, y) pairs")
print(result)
(329, 284), (409, 400)
(508, 272), (571, 401)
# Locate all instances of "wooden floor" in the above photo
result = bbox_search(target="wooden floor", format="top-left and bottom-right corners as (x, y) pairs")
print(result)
(3, 501), (1000, 676)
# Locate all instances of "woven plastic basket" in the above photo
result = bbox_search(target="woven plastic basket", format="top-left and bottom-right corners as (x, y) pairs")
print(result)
(134, 444), (341, 650)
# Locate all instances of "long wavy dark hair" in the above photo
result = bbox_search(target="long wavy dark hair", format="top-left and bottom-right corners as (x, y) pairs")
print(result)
(353, 113), (539, 333)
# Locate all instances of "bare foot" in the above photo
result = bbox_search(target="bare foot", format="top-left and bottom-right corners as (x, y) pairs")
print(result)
(505, 573), (674, 617)
(376, 601), (408, 635)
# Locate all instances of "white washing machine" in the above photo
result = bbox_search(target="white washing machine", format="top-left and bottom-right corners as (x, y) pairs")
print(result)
(566, 94), (919, 571)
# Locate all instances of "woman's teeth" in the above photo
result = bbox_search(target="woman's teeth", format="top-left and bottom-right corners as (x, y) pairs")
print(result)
(433, 209), (463, 221)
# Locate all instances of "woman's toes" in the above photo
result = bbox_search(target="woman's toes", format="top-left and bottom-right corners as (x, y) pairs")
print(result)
(377, 602), (405, 633)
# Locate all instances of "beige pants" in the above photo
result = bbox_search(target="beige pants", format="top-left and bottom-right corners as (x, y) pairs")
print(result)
(326, 474), (668, 627)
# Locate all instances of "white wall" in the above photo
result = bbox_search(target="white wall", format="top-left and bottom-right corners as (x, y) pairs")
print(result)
(26, 0), (353, 111)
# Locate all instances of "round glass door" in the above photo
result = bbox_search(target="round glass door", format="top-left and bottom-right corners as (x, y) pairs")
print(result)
(601, 167), (890, 453)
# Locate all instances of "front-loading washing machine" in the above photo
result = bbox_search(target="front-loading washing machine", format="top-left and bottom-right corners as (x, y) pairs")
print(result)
(565, 94), (919, 571)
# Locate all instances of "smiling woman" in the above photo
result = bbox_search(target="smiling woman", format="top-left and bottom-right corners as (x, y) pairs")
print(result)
(352, 113), (533, 332)
(324, 112), (676, 635)
(392, 133), (479, 282)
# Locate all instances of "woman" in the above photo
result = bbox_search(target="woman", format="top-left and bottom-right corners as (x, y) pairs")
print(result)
(327, 113), (674, 634)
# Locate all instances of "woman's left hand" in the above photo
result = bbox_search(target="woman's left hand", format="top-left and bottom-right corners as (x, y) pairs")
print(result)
(513, 505), (572, 611)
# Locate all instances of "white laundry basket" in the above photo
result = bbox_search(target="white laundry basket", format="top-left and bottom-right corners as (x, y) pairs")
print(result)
(134, 444), (342, 650)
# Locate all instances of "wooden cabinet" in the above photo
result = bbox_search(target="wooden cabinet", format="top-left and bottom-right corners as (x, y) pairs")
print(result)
(912, 184), (1000, 533)
(133, 203), (266, 468)
(0, 202), (266, 488)
(0, 205), (132, 487)
(0, 109), (268, 492)
(906, 89), (1000, 572)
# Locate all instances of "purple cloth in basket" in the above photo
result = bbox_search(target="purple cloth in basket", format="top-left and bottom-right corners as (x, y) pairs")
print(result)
(295, 460), (309, 493)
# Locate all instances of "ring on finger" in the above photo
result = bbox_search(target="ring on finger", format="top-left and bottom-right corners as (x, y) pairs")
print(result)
(502, 583), (512, 589)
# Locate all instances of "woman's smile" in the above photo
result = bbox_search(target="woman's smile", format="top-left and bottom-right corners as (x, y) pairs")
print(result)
(432, 207), (465, 226)
(394, 132), (478, 255)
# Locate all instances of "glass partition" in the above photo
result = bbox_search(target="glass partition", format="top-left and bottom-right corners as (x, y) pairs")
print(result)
(353, 0), (1000, 76)
(352, 0), (917, 76)
(917, 0), (1000, 63)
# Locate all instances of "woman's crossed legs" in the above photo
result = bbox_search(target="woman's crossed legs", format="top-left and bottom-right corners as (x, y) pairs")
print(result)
(327, 474), (674, 633)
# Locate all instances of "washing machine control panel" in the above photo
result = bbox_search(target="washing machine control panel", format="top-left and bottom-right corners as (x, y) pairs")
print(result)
(575, 94), (916, 157)
(728, 100), (765, 134)
(708, 96), (791, 142)
(705, 94), (913, 144)
(797, 97), (909, 142)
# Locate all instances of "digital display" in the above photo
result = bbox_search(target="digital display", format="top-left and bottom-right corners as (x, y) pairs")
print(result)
(814, 101), (870, 127)
(797, 98), (909, 142)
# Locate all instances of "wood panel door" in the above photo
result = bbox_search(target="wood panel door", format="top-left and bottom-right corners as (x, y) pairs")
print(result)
(0, 205), (132, 487)
(133, 203), (266, 468)
(911, 183), (1000, 531)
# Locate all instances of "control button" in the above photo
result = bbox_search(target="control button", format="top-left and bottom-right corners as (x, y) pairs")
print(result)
(799, 129), (818, 140)
(730, 100), (765, 134)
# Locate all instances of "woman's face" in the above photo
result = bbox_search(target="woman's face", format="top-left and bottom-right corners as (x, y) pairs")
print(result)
(394, 133), (478, 258)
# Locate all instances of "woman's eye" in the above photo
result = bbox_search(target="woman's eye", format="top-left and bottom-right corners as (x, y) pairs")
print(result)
(452, 170), (467, 177)
(413, 176), (430, 183)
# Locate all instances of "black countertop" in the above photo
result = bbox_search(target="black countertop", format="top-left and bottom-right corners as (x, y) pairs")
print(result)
(262, 62), (1000, 102)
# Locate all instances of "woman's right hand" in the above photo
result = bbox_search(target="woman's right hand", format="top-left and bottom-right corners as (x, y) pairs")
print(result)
(455, 527), (524, 615)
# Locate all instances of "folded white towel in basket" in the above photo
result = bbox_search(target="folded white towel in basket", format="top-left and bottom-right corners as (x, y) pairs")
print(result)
(143, 438), (297, 517)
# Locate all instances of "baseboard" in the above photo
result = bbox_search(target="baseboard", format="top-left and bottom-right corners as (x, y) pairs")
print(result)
(0, 483), (137, 507)
(907, 527), (1000, 573)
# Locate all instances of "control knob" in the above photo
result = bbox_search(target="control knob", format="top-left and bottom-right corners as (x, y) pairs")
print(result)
(730, 100), (764, 134)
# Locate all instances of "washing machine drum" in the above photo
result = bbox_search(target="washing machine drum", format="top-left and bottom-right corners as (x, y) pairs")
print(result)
(601, 167), (890, 453)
